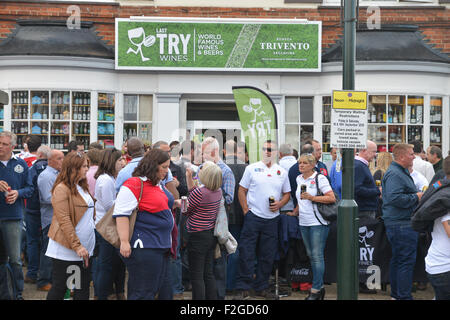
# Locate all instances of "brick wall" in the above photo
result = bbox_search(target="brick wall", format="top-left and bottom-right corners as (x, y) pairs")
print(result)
(0, 1), (449, 54)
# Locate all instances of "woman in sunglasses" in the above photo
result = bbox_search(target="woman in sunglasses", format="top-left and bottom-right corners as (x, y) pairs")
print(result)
(287, 153), (335, 300)
(46, 152), (95, 300)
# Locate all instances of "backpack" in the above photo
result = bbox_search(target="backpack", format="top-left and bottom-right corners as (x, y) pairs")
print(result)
(411, 179), (450, 232)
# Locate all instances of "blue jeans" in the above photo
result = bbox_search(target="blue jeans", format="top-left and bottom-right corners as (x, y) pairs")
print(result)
(236, 211), (279, 292)
(385, 222), (418, 300)
(427, 270), (450, 300)
(299, 225), (329, 291)
(24, 212), (41, 280)
(226, 224), (242, 291)
(0, 220), (24, 298)
(37, 225), (52, 288)
(95, 231), (126, 300)
(121, 248), (172, 300)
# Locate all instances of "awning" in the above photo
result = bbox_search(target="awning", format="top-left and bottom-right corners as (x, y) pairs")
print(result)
(0, 20), (114, 59)
(322, 25), (450, 64)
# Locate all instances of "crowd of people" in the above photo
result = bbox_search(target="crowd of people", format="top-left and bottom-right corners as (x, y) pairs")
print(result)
(0, 130), (449, 300)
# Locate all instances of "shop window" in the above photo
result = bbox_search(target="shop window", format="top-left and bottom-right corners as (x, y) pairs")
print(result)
(50, 91), (70, 151)
(72, 91), (91, 150)
(430, 96), (442, 148)
(285, 97), (314, 152)
(123, 94), (152, 145)
(367, 94), (428, 153)
(98, 92), (115, 148)
(10, 90), (92, 152)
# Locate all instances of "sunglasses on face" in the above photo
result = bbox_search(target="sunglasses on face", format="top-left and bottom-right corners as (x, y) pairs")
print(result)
(262, 147), (276, 152)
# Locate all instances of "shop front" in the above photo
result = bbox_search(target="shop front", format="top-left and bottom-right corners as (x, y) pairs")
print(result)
(0, 18), (448, 159)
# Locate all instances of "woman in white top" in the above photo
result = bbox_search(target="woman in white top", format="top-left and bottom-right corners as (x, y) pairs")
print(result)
(287, 153), (335, 300)
(46, 152), (95, 300)
(94, 148), (126, 300)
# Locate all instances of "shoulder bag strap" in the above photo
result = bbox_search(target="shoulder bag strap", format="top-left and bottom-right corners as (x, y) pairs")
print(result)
(137, 177), (144, 205)
(312, 173), (326, 226)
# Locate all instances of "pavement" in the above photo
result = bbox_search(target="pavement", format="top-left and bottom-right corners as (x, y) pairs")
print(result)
(21, 267), (435, 301)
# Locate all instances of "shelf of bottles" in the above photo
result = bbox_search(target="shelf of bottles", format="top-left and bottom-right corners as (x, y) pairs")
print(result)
(366, 95), (428, 153)
(72, 92), (91, 150)
(430, 96), (443, 147)
(123, 94), (152, 144)
(11, 91), (29, 150)
(97, 93), (115, 148)
(10, 90), (92, 151)
(322, 96), (331, 152)
(50, 91), (70, 150)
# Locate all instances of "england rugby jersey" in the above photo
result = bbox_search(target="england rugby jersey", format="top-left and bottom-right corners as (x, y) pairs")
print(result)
(114, 177), (175, 249)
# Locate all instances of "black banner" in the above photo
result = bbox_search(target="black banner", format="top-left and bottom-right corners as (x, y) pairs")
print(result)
(323, 217), (429, 285)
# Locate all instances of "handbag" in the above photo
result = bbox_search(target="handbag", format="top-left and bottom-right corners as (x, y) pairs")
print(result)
(312, 173), (338, 224)
(214, 196), (229, 244)
(96, 178), (144, 248)
(213, 196), (238, 255)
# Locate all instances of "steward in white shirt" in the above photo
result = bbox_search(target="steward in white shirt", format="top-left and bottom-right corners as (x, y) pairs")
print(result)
(234, 140), (291, 300)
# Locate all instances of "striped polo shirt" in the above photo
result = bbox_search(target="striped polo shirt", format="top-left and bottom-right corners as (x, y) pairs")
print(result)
(185, 186), (222, 232)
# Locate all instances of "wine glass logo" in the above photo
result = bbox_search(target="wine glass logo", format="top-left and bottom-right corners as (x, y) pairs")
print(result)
(242, 98), (266, 123)
(127, 27), (156, 62)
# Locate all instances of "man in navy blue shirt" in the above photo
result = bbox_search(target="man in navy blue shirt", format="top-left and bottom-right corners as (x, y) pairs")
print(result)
(382, 143), (423, 300)
(354, 140), (380, 294)
(0, 131), (33, 300)
(354, 141), (380, 220)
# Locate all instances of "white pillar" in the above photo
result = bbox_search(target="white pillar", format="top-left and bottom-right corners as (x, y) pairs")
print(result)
(154, 93), (181, 143)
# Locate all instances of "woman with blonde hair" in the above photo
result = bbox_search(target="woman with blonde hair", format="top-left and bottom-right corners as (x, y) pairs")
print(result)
(46, 152), (95, 300)
(372, 152), (393, 219)
(287, 153), (336, 300)
(184, 161), (223, 300)
(372, 152), (393, 182)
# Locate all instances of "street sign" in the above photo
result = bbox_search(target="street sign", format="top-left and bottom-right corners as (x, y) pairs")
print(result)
(331, 90), (368, 149)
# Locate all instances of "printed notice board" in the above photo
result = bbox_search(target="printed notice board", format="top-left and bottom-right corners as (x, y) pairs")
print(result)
(331, 90), (368, 149)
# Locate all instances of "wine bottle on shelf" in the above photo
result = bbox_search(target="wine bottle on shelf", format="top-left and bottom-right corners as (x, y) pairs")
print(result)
(388, 106), (393, 123)
(410, 106), (416, 124)
(370, 106), (376, 123)
(436, 107), (441, 123)
(393, 108), (398, 123)
(430, 106), (435, 123)
(436, 128), (441, 143)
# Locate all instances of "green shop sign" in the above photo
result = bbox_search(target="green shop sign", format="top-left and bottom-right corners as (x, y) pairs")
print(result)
(115, 18), (321, 72)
